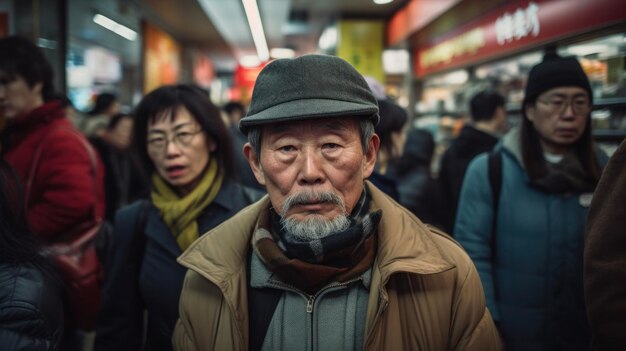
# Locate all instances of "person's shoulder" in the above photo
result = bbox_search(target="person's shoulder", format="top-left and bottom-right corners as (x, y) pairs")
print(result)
(464, 152), (490, 178)
(113, 200), (152, 230)
(0, 263), (60, 309)
(425, 225), (477, 275)
(221, 180), (266, 206)
(43, 120), (92, 152)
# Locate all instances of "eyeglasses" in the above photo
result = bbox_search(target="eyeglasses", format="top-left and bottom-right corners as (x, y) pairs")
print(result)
(147, 130), (203, 152)
(537, 96), (591, 115)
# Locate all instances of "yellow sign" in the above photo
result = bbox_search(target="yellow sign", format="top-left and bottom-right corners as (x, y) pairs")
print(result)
(337, 21), (384, 82)
(419, 28), (485, 69)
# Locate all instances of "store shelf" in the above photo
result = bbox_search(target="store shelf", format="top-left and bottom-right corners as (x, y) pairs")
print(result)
(593, 129), (626, 142)
(593, 97), (626, 109)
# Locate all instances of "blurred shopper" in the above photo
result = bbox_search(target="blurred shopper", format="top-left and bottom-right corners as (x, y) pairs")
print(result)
(173, 54), (500, 351)
(79, 92), (121, 137)
(370, 98), (408, 200)
(0, 160), (65, 351)
(455, 53), (604, 350)
(224, 100), (263, 190)
(0, 37), (105, 349)
(584, 139), (626, 350)
(0, 35), (105, 249)
(387, 128), (439, 225)
(94, 85), (262, 351)
(89, 113), (150, 221)
(438, 90), (507, 233)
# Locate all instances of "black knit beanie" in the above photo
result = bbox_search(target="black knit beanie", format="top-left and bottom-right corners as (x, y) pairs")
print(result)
(523, 52), (592, 107)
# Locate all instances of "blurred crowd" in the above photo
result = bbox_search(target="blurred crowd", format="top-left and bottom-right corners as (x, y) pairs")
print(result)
(1, 35), (624, 351)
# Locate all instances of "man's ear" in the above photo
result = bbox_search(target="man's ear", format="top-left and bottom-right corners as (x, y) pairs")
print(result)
(363, 133), (380, 178)
(243, 142), (266, 186)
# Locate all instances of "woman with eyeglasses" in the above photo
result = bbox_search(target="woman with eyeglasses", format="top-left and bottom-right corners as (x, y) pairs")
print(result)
(94, 85), (263, 351)
(454, 53), (606, 350)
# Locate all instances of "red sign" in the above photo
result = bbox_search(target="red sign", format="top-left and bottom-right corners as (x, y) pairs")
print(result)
(233, 62), (268, 105)
(0, 13), (8, 38)
(413, 0), (626, 77)
(387, 0), (459, 47)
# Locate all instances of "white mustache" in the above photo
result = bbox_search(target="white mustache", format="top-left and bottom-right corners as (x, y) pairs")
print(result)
(281, 190), (345, 215)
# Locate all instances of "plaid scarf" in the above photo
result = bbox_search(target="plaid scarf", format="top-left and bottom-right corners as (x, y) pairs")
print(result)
(253, 190), (381, 295)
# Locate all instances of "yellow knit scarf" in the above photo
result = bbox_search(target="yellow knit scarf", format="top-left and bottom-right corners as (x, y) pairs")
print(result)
(151, 158), (223, 251)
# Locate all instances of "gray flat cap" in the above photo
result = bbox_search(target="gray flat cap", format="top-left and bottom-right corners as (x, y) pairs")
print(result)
(239, 54), (379, 135)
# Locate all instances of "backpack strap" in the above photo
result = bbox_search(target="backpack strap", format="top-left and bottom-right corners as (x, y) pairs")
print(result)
(247, 248), (282, 351)
(487, 150), (502, 263)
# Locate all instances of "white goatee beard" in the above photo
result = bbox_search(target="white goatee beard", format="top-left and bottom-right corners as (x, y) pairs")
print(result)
(279, 190), (349, 242)
(281, 214), (350, 242)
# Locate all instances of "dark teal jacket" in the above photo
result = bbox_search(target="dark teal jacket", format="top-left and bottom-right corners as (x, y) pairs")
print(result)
(455, 129), (598, 351)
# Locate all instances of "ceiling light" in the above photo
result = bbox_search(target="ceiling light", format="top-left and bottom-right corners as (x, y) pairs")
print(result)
(270, 48), (295, 59)
(318, 26), (337, 51)
(93, 14), (137, 41)
(383, 49), (409, 74)
(240, 55), (262, 68)
(373, 0), (394, 4)
(242, 0), (270, 62)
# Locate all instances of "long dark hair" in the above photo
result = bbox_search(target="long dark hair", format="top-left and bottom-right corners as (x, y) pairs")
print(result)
(0, 161), (54, 271)
(521, 98), (601, 182)
(132, 84), (235, 178)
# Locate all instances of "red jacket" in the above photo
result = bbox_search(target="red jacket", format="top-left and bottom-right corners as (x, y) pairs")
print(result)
(3, 101), (105, 241)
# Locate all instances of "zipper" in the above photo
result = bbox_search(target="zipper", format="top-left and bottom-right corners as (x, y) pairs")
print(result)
(306, 295), (315, 313)
(268, 277), (365, 351)
(269, 276), (364, 314)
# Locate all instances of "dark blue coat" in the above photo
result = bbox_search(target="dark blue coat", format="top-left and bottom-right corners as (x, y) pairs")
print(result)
(94, 180), (262, 351)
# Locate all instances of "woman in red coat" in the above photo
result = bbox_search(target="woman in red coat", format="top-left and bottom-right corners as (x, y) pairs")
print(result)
(0, 36), (105, 241)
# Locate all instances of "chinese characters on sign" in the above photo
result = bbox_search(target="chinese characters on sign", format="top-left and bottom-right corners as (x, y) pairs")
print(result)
(495, 2), (540, 45)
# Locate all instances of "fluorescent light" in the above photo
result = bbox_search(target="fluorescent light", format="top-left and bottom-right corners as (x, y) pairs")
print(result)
(270, 48), (295, 59)
(373, 0), (394, 4)
(93, 14), (137, 41)
(242, 0), (269, 62)
(318, 26), (337, 51)
(240, 55), (262, 68)
(383, 49), (409, 74)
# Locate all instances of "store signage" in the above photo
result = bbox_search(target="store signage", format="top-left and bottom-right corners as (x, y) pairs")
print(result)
(337, 20), (385, 82)
(413, 0), (626, 77)
(0, 13), (7, 38)
(419, 28), (485, 70)
(495, 2), (540, 45)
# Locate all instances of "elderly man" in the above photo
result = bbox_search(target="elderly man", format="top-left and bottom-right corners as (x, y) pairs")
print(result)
(173, 55), (501, 351)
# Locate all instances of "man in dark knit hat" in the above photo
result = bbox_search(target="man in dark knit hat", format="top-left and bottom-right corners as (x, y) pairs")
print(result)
(455, 52), (605, 350)
(173, 54), (500, 350)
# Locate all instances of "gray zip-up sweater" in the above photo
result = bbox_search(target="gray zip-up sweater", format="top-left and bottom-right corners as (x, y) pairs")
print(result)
(250, 252), (370, 350)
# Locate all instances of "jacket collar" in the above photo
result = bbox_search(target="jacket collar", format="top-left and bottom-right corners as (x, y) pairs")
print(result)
(177, 181), (455, 288)
(365, 181), (455, 281)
